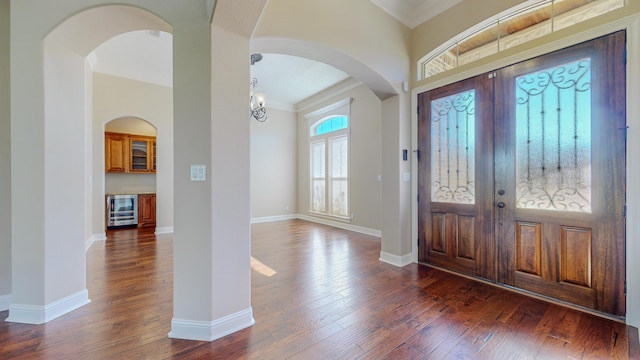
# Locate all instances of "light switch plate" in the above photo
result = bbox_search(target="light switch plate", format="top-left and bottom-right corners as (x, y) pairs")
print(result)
(190, 165), (206, 181)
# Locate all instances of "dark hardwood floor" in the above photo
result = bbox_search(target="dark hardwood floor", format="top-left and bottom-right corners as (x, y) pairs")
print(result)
(1, 219), (638, 359)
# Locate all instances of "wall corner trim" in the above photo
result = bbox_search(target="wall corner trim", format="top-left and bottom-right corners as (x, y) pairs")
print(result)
(0, 294), (12, 312)
(154, 226), (174, 235)
(250, 214), (382, 238)
(251, 214), (298, 224)
(5, 289), (90, 324)
(85, 233), (107, 252)
(296, 214), (381, 237)
(168, 307), (255, 342)
(379, 251), (414, 267)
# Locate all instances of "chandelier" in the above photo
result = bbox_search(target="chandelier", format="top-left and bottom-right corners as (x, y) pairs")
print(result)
(250, 78), (267, 123)
(250, 54), (267, 123)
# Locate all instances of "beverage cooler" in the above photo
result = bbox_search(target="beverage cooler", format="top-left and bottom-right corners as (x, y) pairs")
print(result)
(106, 194), (138, 228)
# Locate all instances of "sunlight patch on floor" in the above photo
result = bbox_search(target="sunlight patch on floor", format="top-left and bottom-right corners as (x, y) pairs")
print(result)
(250, 256), (277, 277)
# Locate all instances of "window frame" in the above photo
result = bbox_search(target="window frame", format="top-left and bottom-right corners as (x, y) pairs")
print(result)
(306, 98), (352, 222)
(417, 0), (625, 80)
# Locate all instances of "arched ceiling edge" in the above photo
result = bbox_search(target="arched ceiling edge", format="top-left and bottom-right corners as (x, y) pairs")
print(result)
(45, 5), (171, 57)
(251, 37), (399, 101)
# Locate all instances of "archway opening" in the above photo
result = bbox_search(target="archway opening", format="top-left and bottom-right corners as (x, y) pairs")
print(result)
(104, 117), (158, 230)
(7, 4), (174, 324)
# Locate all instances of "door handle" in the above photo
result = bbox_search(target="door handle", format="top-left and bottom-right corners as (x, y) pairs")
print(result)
(497, 202), (506, 208)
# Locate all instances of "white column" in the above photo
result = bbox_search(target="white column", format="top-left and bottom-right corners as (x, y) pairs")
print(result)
(169, 21), (253, 341)
(169, 19), (215, 340)
(210, 24), (252, 335)
(7, 1), (89, 325)
(0, 0), (12, 312)
(379, 93), (413, 267)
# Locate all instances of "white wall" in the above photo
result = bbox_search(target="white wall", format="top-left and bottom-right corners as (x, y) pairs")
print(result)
(93, 72), (173, 233)
(43, 43), (88, 304)
(83, 60), (94, 248)
(0, 0), (11, 308)
(250, 107), (297, 219)
(296, 80), (382, 231)
(625, 14), (640, 332)
(105, 174), (156, 194)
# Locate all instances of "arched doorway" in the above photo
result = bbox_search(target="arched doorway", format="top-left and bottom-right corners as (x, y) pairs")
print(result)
(7, 4), (172, 325)
(104, 117), (158, 231)
(250, 38), (410, 267)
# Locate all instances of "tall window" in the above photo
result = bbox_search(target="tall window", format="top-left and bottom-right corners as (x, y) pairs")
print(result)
(307, 99), (351, 220)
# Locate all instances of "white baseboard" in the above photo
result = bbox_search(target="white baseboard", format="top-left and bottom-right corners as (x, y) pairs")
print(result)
(5, 289), (90, 324)
(85, 233), (106, 252)
(379, 251), (414, 267)
(0, 294), (11, 312)
(296, 214), (382, 237)
(168, 307), (255, 341)
(251, 214), (297, 224)
(155, 226), (174, 235)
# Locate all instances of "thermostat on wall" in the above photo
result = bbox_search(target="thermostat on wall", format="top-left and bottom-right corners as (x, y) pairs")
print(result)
(190, 165), (206, 182)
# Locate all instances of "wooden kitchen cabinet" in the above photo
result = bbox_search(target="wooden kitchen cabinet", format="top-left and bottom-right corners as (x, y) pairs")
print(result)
(129, 136), (155, 173)
(105, 132), (156, 173)
(105, 132), (128, 172)
(137, 194), (156, 228)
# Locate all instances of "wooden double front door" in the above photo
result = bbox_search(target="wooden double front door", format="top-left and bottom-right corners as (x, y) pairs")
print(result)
(417, 31), (626, 317)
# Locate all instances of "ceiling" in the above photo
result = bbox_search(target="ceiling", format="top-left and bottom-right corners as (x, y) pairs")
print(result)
(89, 1), (460, 109)
(249, 54), (350, 110)
(370, 0), (462, 29)
(89, 30), (173, 88)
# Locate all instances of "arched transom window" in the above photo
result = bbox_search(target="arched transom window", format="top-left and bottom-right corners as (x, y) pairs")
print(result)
(418, 0), (624, 80)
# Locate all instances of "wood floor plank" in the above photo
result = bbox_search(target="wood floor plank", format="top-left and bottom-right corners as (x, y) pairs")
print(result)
(0, 219), (638, 359)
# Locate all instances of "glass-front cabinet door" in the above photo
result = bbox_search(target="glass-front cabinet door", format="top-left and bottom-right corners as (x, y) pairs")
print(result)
(129, 137), (155, 173)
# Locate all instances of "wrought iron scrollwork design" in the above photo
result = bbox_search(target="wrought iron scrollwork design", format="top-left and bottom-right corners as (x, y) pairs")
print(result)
(515, 58), (592, 213)
(431, 90), (475, 204)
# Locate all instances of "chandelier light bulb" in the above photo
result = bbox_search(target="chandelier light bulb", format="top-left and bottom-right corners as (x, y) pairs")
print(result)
(255, 93), (266, 107)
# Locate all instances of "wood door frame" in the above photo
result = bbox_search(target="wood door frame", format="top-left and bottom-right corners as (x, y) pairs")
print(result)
(411, 14), (640, 327)
(414, 30), (627, 318)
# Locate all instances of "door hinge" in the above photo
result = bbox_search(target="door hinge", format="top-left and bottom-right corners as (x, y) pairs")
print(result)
(417, 194), (419, 202)
(624, 48), (627, 65)
(620, 126), (628, 141)
(414, 149), (421, 161)
(623, 204), (627, 218)
(625, 280), (627, 295)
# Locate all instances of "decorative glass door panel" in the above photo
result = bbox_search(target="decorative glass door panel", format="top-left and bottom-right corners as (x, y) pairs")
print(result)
(430, 90), (476, 204)
(418, 75), (495, 280)
(495, 31), (626, 316)
(515, 58), (592, 213)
